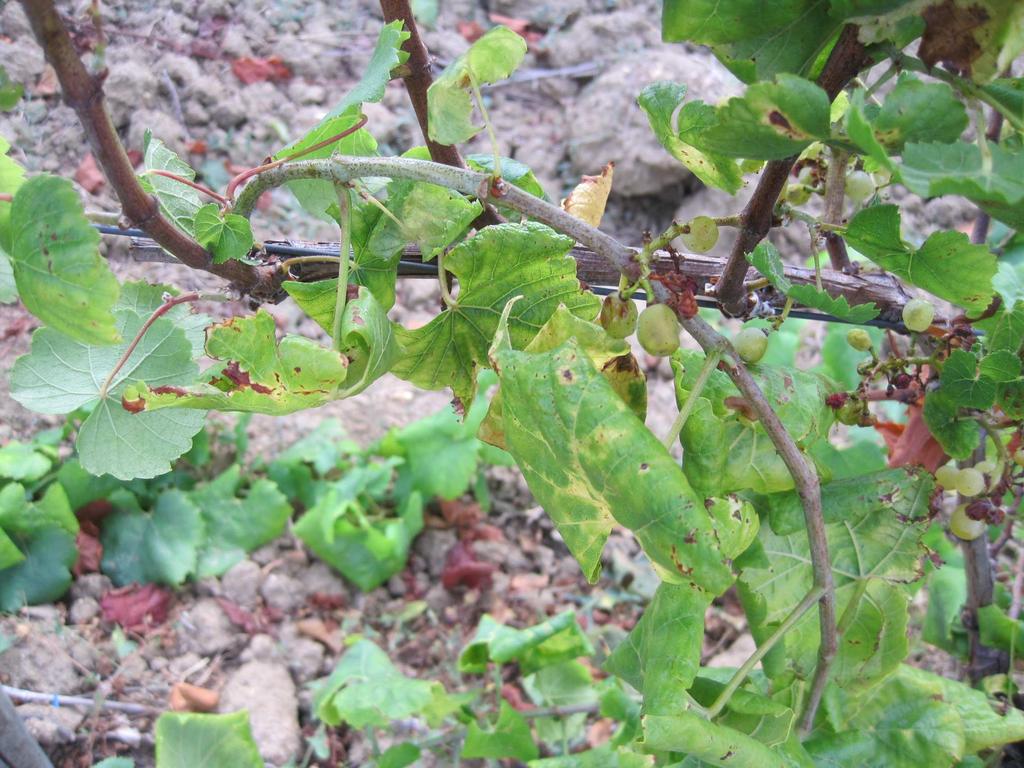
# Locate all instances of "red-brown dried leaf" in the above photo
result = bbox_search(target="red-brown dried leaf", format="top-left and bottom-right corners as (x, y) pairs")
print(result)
(877, 403), (947, 472)
(231, 56), (291, 84)
(74, 153), (105, 194)
(501, 682), (531, 711)
(73, 521), (102, 576)
(441, 541), (496, 591)
(215, 597), (264, 634)
(456, 20), (485, 43)
(440, 498), (483, 531)
(75, 498), (113, 524)
(101, 584), (173, 632)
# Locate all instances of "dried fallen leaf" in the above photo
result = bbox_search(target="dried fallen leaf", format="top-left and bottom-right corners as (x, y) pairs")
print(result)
(214, 597), (264, 634)
(456, 20), (485, 43)
(509, 572), (549, 594)
(101, 584), (173, 632)
(73, 521), (102, 576)
(74, 153), (105, 194)
(169, 682), (219, 712)
(561, 162), (614, 228)
(876, 402), (947, 472)
(441, 541), (496, 591)
(231, 56), (291, 85)
(296, 618), (342, 653)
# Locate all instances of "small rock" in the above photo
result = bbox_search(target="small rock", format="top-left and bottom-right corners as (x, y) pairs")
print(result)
(413, 528), (458, 579)
(249, 542), (279, 566)
(280, 630), (325, 683)
(126, 108), (188, 157)
(241, 634), (280, 663)
(386, 574), (407, 598)
(179, 598), (237, 656)
(474, 539), (531, 571)
(299, 562), (346, 602)
(219, 661), (301, 766)
(209, 91), (248, 129)
(0, 39), (46, 87)
(70, 573), (112, 602)
(569, 49), (742, 197)
(1, 635), (82, 694)
(221, 559), (263, 609)
(260, 572), (305, 613)
(16, 704), (83, 747)
(166, 652), (203, 680)
(540, 8), (661, 68)
(424, 583), (453, 614)
(286, 80), (327, 105)
(220, 25), (253, 58)
(106, 60), (159, 127)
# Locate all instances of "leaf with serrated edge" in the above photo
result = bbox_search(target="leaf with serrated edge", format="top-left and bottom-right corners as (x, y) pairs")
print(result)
(139, 132), (202, 235)
(427, 26), (527, 145)
(193, 204), (254, 264)
(637, 82), (742, 194)
(10, 310), (204, 480)
(9, 175), (120, 344)
(393, 222), (599, 406)
(493, 325), (746, 593)
(155, 711), (262, 768)
(128, 310), (350, 415)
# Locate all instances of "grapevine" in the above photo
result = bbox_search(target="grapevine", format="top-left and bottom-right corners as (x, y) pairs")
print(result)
(1, 0), (1024, 766)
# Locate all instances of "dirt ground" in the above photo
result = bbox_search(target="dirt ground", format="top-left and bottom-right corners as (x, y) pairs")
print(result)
(0, 1), (975, 765)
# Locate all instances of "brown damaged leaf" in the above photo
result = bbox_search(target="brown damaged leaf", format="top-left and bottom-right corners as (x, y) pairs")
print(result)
(561, 162), (614, 228)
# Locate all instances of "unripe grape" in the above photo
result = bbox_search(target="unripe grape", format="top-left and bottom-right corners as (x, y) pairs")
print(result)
(785, 185), (811, 205)
(680, 216), (719, 253)
(902, 299), (935, 332)
(872, 168), (892, 186)
(740, 159), (763, 174)
(735, 327), (769, 364)
(636, 304), (680, 357)
(1014, 448), (1024, 468)
(975, 460), (996, 475)
(956, 467), (985, 497)
(845, 170), (874, 202)
(934, 464), (960, 489)
(599, 291), (638, 339)
(846, 328), (872, 352)
(836, 397), (867, 426)
(950, 504), (986, 541)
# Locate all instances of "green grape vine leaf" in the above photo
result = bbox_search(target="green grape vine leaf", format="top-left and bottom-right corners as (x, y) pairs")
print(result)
(637, 81), (743, 194)
(0, 135), (26, 254)
(314, 639), (448, 728)
(844, 203), (997, 312)
(855, 74), (968, 152)
(155, 711), (263, 768)
(0, 483), (78, 612)
(459, 610), (594, 675)
(189, 465), (291, 578)
(427, 25), (527, 145)
(490, 309), (754, 593)
(193, 203), (254, 264)
(643, 711), (794, 768)
(479, 305), (646, 450)
(739, 472), (931, 687)
(114, 281), (209, 357)
(604, 583), (712, 716)
(139, 131), (203, 235)
(100, 488), (204, 587)
(922, 388), (980, 460)
(688, 675), (797, 748)
(9, 310), (205, 480)
(9, 175), (121, 344)
(391, 222), (600, 407)
(748, 241), (880, 322)
(462, 701), (539, 762)
(693, 74), (832, 160)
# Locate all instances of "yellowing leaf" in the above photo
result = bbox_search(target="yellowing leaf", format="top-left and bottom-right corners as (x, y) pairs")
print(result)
(561, 163), (614, 227)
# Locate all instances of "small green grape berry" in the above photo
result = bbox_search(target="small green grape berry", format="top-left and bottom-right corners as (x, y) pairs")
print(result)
(680, 216), (719, 253)
(872, 168), (892, 187)
(1014, 448), (1024, 468)
(975, 460), (997, 475)
(935, 464), (960, 489)
(735, 327), (769, 364)
(637, 304), (681, 357)
(950, 504), (986, 541)
(902, 299), (935, 332)
(846, 328), (872, 352)
(836, 397), (867, 426)
(599, 291), (638, 339)
(785, 184), (811, 205)
(740, 159), (764, 174)
(845, 170), (874, 202)
(956, 467), (985, 497)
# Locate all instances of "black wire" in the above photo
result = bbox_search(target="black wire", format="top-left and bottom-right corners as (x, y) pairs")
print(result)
(91, 223), (907, 331)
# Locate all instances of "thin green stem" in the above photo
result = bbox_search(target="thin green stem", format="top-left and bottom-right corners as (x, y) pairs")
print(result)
(332, 185), (352, 351)
(664, 351), (721, 449)
(836, 579), (869, 635)
(470, 72), (501, 179)
(353, 181), (404, 229)
(972, 100), (993, 176)
(706, 586), (825, 719)
(437, 249), (455, 308)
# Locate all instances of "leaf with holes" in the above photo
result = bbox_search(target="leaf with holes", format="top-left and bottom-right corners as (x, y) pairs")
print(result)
(392, 222), (600, 406)
(9, 310), (204, 480)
